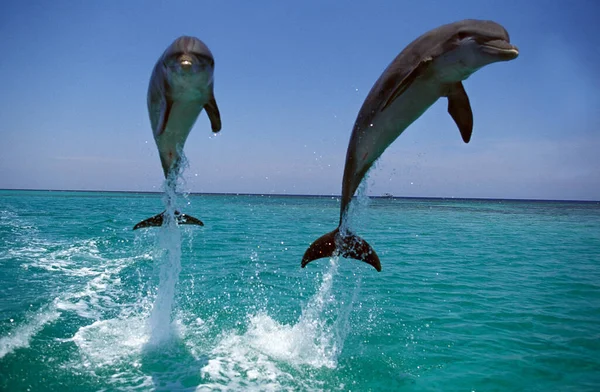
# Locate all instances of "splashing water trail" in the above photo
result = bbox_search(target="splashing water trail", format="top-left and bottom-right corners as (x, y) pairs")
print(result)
(292, 256), (354, 365)
(269, 170), (370, 366)
(201, 256), (362, 390)
(146, 154), (189, 347)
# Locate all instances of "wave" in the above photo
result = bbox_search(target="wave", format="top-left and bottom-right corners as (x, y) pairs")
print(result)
(0, 308), (61, 359)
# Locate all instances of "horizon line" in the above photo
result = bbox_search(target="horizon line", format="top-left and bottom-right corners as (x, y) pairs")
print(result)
(1, 187), (598, 204)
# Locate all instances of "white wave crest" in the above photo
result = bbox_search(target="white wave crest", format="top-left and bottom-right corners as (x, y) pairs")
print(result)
(0, 309), (61, 359)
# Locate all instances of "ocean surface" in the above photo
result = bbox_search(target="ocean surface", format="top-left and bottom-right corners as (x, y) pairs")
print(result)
(1, 189), (599, 391)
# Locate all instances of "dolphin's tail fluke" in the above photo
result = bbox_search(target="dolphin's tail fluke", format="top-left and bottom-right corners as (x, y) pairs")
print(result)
(301, 228), (381, 271)
(132, 211), (204, 230)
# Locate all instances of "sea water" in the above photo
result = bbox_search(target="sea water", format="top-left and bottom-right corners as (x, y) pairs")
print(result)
(1, 189), (599, 391)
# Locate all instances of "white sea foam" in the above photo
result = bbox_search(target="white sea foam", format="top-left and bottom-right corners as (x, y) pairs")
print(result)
(70, 316), (150, 368)
(7, 230), (144, 324)
(200, 259), (353, 391)
(0, 309), (61, 359)
(0, 209), (38, 236)
(199, 329), (296, 392)
(48, 252), (140, 320)
(20, 239), (106, 277)
(55, 299), (94, 318)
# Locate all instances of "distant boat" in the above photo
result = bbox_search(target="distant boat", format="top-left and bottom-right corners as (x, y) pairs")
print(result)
(382, 193), (394, 198)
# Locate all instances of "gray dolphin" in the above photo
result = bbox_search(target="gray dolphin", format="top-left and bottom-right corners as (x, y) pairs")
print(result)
(134, 36), (221, 230)
(301, 19), (518, 271)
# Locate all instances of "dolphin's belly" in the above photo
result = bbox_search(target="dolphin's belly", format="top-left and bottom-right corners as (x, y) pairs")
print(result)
(352, 78), (442, 169)
(155, 100), (204, 171)
(339, 78), (443, 211)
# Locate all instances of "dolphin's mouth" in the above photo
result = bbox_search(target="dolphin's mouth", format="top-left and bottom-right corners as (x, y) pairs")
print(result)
(178, 54), (194, 69)
(480, 39), (519, 60)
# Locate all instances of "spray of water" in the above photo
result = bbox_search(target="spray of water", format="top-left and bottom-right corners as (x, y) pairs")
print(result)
(201, 257), (363, 391)
(146, 153), (190, 347)
(243, 169), (372, 370)
(293, 256), (350, 364)
(342, 170), (372, 236)
(281, 170), (372, 365)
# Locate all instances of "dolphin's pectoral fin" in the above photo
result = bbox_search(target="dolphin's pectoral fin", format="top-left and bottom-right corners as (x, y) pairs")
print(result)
(204, 94), (222, 133)
(381, 57), (433, 112)
(133, 211), (204, 230)
(301, 228), (381, 271)
(446, 82), (473, 143)
(156, 97), (173, 137)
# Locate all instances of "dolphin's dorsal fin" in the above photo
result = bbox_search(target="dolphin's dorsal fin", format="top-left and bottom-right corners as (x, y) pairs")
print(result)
(204, 93), (222, 133)
(381, 57), (433, 112)
(446, 82), (473, 143)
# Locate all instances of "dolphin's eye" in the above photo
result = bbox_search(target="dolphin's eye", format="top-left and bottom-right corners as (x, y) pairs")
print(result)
(195, 54), (214, 67)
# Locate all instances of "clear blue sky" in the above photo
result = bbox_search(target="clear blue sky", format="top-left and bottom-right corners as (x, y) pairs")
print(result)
(1, 1), (599, 200)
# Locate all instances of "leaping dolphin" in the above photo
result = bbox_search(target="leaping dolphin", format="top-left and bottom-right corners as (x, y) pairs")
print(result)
(301, 19), (519, 271)
(133, 36), (221, 230)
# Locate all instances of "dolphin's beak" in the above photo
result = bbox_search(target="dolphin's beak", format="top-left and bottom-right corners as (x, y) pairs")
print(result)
(178, 54), (194, 70)
(481, 39), (519, 60)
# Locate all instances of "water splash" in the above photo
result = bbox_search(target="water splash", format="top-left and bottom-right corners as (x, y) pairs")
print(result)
(0, 308), (61, 359)
(292, 257), (345, 364)
(146, 153), (190, 347)
(343, 171), (372, 236)
(201, 257), (362, 390)
(146, 215), (181, 346)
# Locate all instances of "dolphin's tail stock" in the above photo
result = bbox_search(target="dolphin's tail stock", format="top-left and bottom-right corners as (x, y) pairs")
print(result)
(133, 211), (204, 230)
(301, 227), (381, 271)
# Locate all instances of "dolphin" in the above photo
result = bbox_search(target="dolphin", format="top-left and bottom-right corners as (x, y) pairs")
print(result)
(133, 36), (221, 230)
(301, 19), (519, 271)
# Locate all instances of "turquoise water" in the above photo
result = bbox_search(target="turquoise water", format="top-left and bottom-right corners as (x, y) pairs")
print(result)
(1, 189), (599, 391)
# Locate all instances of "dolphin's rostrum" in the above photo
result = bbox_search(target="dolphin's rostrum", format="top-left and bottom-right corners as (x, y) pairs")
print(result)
(301, 19), (519, 271)
(133, 36), (221, 230)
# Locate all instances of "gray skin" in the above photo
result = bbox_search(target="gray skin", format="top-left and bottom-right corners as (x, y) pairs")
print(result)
(148, 36), (221, 178)
(302, 19), (519, 271)
(133, 36), (221, 230)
